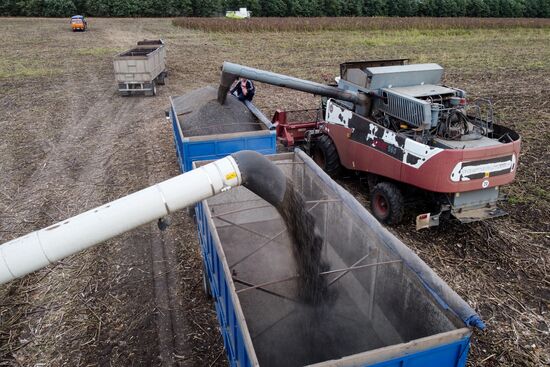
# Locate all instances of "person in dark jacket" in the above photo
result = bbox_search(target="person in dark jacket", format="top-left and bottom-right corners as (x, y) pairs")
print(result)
(230, 78), (255, 102)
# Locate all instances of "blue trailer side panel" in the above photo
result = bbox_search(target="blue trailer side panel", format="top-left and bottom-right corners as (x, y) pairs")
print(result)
(196, 202), (254, 367)
(195, 197), (471, 367)
(169, 103), (276, 173)
(182, 135), (275, 172)
(368, 338), (469, 367)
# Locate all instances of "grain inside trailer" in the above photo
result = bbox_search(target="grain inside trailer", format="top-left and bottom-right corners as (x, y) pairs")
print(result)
(169, 86), (276, 172)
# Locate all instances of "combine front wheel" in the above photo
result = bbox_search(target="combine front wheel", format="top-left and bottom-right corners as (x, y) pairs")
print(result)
(312, 135), (341, 177)
(370, 182), (404, 225)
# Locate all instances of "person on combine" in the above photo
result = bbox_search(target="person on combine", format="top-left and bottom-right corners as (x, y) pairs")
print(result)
(231, 77), (255, 102)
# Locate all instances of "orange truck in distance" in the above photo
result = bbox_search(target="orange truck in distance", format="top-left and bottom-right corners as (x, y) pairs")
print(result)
(70, 15), (87, 31)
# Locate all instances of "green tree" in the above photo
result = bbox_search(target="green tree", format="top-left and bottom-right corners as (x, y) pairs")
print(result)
(454, 0), (467, 15)
(324, 0), (342, 16)
(465, 0), (490, 16)
(301, 0), (324, 15)
(285, 0), (303, 15)
(177, 0), (193, 15)
(192, 0), (222, 16)
(84, 0), (108, 16)
(43, 0), (76, 15)
(17, 0), (44, 15)
(341, 0), (364, 15)
(259, 0), (286, 15)
(388, 0), (416, 16)
(524, 0), (550, 16)
(0, 0), (21, 15)
(364, 0), (388, 16)
(499, 0), (525, 16)
(483, 0), (501, 16)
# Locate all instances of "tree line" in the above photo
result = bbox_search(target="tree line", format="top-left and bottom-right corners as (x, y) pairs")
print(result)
(1, 0), (548, 18)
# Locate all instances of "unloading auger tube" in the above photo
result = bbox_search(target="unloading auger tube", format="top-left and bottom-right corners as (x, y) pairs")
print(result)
(218, 61), (369, 106)
(0, 151), (287, 285)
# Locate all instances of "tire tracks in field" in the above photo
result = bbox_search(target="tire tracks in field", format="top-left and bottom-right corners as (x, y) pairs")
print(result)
(0, 42), (165, 364)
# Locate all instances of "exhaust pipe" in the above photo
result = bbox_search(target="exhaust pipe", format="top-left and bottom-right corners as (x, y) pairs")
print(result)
(0, 151), (287, 285)
(218, 61), (369, 106)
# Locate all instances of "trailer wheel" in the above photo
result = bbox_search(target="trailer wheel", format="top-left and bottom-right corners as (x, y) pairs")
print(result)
(370, 182), (404, 225)
(312, 134), (341, 177)
(157, 72), (166, 85)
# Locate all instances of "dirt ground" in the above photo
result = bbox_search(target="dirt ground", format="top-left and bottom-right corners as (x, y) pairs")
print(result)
(0, 18), (548, 367)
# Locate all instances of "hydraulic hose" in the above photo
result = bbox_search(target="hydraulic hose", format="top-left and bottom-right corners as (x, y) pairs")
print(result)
(231, 150), (287, 207)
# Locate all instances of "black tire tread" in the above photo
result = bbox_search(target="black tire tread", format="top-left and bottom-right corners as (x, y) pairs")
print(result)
(370, 182), (404, 225)
(315, 134), (341, 177)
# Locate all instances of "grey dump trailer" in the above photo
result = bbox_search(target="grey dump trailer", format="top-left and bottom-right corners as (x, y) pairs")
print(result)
(113, 39), (167, 96)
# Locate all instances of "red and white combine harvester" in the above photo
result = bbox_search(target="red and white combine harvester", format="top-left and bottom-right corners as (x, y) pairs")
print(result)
(218, 59), (521, 229)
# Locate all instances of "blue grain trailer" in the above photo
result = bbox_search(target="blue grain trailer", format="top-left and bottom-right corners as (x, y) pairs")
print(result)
(169, 89), (276, 172)
(190, 150), (484, 367)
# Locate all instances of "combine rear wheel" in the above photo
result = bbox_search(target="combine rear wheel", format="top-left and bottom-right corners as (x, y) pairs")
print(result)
(312, 135), (341, 177)
(370, 182), (404, 225)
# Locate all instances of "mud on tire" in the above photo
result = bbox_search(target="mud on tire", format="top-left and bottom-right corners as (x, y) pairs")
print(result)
(312, 134), (341, 177)
(370, 182), (404, 225)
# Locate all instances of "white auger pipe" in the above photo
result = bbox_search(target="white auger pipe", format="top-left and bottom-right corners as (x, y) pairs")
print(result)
(0, 156), (242, 285)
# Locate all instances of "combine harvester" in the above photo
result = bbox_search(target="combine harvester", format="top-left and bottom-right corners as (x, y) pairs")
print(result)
(1, 64), (488, 366)
(218, 60), (521, 229)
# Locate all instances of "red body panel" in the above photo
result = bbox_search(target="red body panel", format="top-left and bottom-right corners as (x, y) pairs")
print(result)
(326, 123), (521, 194)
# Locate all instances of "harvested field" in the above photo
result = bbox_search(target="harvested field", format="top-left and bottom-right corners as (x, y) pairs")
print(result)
(0, 17), (549, 367)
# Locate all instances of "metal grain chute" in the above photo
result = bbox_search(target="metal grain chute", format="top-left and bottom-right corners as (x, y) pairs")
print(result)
(0, 151), (289, 285)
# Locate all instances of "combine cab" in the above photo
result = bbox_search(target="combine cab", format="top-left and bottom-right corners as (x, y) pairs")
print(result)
(218, 60), (521, 229)
(70, 15), (87, 32)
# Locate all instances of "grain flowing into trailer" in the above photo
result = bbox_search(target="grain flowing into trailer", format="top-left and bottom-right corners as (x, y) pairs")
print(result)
(193, 150), (484, 367)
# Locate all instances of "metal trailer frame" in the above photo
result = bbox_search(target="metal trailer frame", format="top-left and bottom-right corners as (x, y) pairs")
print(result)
(113, 40), (167, 96)
(168, 96), (276, 172)
(190, 150), (483, 367)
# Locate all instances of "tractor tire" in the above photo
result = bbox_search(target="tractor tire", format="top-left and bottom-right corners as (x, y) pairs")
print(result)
(312, 134), (341, 177)
(370, 182), (404, 225)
